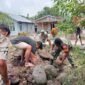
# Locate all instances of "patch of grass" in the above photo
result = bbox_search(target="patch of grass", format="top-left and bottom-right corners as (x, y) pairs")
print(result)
(62, 46), (85, 85)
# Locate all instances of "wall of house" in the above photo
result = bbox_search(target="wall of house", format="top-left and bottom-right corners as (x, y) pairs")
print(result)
(10, 21), (19, 36)
(19, 23), (28, 32)
(36, 22), (58, 33)
(10, 21), (35, 36)
(18, 22), (35, 33)
(36, 22), (51, 32)
(27, 23), (35, 33)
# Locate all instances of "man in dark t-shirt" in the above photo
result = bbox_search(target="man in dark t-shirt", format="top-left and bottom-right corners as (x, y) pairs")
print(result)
(11, 36), (38, 67)
(11, 36), (37, 53)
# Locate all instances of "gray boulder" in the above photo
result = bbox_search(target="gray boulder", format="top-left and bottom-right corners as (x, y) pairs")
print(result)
(37, 49), (53, 60)
(47, 80), (54, 85)
(32, 65), (47, 84)
(47, 80), (61, 85)
(44, 65), (58, 79)
(56, 72), (67, 82)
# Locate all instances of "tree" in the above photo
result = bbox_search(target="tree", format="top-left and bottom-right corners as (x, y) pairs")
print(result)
(0, 12), (12, 25)
(57, 21), (74, 34)
(80, 19), (85, 27)
(32, 0), (85, 21)
(53, 0), (85, 19)
(35, 7), (52, 19)
(72, 16), (81, 25)
(31, 6), (59, 19)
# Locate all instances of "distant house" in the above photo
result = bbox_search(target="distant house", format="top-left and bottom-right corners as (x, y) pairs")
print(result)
(35, 15), (64, 32)
(8, 14), (35, 35)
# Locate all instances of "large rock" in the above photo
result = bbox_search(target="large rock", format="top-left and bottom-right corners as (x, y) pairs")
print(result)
(56, 72), (67, 82)
(37, 49), (53, 60)
(44, 65), (58, 79)
(47, 80), (61, 85)
(32, 65), (47, 84)
(10, 76), (20, 85)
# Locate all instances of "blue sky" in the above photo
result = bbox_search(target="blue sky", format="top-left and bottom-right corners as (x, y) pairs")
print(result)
(0, 0), (53, 17)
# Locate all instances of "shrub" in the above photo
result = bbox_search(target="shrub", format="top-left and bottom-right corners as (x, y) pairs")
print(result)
(61, 46), (85, 85)
(80, 19), (85, 27)
(57, 22), (74, 34)
(18, 32), (28, 36)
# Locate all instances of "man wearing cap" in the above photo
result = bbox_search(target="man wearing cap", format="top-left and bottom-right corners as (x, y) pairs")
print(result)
(39, 30), (51, 48)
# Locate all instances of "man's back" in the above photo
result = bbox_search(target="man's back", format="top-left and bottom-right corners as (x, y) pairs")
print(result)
(11, 36), (36, 53)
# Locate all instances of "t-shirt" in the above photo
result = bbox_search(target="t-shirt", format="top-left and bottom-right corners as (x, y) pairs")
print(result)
(60, 37), (72, 47)
(39, 33), (48, 43)
(53, 44), (70, 58)
(76, 27), (81, 34)
(0, 38), (10, 60)
(11, 36), (37, 53)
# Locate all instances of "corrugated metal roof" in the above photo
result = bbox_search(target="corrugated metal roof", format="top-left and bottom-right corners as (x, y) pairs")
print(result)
(35, 15), (64, 23)
(8, 14), (33, 23)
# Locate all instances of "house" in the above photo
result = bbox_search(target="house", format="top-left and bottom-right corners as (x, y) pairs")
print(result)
(8, 14), (35, 36)
(35, 15), (64, 32)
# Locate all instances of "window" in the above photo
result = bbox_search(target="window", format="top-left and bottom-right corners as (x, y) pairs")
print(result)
(12, 25), (15, 31)
(19, 22), (22, 31)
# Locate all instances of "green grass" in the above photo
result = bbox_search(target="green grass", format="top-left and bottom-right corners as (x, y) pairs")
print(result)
(62, 46), (85, 85)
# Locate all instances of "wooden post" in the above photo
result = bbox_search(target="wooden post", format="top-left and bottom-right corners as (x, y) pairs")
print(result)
(42, 22), (44, 30)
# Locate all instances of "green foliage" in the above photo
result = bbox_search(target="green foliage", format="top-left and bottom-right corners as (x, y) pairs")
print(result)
(32, 7), (53, 19)
(53, 0), (85, 18)
(32, 0), (85, 21)
(62, 47), (85, 85)
(80, 19), (85, 27)
(0, 12), (12, 25)
(57, 22), (74, 34)
(18, 32), (28, 36)
(72, 47), (85, 65)
(74, 4), (85, 16)
(62, 67), (85, 85)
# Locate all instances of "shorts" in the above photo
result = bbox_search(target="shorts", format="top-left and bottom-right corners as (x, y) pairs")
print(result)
(14, 42), (36, 54)
(0, 48), (8, 60)
(0, 43), (9, 60)
(76, 33), (81, 39)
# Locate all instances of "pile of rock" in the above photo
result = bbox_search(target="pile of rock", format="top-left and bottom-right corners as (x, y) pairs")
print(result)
(7, 49), (67, 85)
(8, 64), (66, 85)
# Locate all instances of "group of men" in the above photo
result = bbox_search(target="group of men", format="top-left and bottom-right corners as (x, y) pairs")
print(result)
(0, 24), (77, 85)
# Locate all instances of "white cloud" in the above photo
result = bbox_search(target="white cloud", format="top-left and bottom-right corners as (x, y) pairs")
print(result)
(0, 0), (53, 17)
